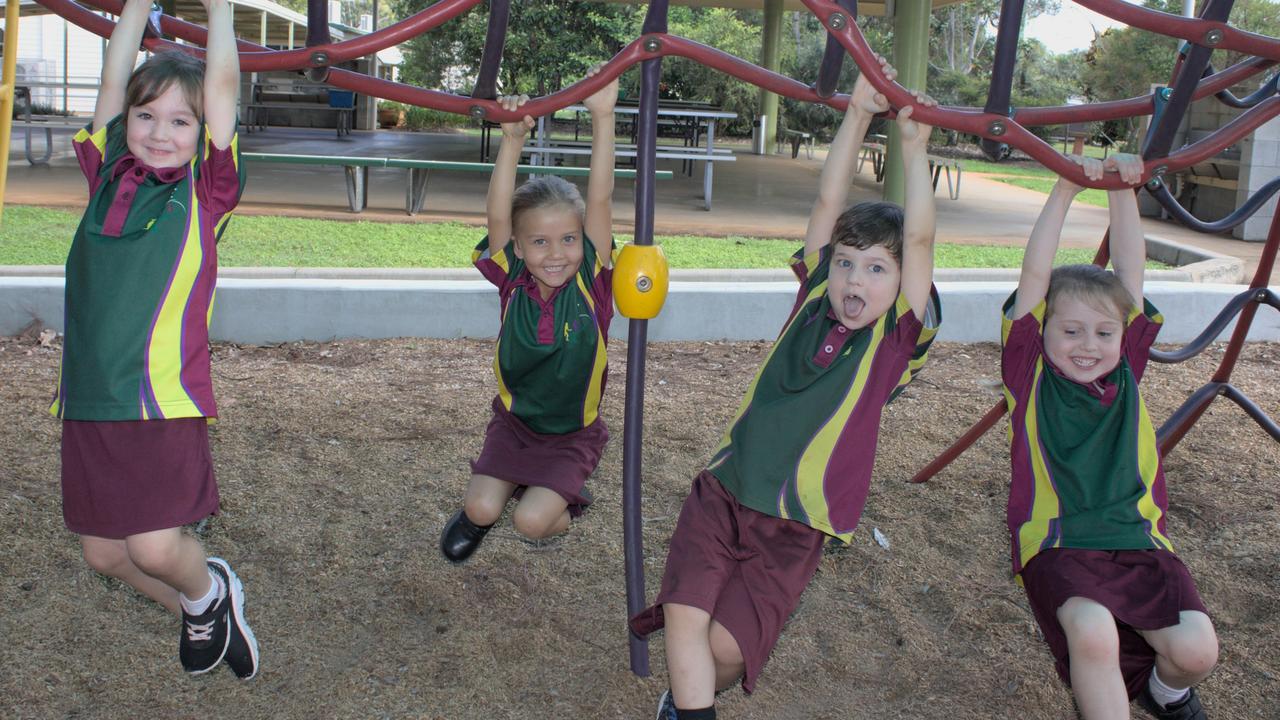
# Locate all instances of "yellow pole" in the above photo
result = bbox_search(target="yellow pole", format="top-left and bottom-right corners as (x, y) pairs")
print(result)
(0, 0), (22, 226)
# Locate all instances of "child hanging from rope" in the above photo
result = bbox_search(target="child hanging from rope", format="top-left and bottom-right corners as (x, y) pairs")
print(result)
(440, 67), (619, 563)
(1001, 154), (1218, 720)
(53, 0), (257, 678)
(631, 58), (941, 719)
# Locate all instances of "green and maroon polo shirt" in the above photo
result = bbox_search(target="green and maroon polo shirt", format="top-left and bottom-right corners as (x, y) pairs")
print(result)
(707, 246), (941, 542)
(51, 116), (244, 421)
(1001, 291), (1172, 577)
(473, 236), (613, 435)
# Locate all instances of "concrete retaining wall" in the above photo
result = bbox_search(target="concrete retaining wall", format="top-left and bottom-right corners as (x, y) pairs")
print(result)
(3, 276), (1277, 344)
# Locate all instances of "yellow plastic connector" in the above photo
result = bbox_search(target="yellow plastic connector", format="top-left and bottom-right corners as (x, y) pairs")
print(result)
(613, 243), (669, 319)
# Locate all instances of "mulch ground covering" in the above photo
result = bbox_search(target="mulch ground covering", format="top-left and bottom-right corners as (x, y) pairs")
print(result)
(2, 332), (1277, 720)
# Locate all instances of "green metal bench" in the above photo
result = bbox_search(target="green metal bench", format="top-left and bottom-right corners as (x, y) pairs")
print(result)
(241, 153), (673, 215)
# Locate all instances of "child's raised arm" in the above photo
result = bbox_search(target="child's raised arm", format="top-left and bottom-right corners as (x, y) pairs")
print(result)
(803, 57), (894, 258)
(1011, 154), (1102, 319)
(896, 98), (938, 320)
(581, 65), (618, 264)
(1103, 153), (1146, 307)
(200, 0), (240, 150)
(485, 95), (536, 256)
(94, 0), (153, 132)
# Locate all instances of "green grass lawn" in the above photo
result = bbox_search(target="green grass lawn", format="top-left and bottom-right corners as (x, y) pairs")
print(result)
(0, 204), (1133, 269)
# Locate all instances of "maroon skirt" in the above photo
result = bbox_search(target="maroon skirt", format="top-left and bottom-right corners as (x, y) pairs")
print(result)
(1020, 547), (1209, 700)
(61, 418), (219, 539)
(629, 471), (826, 694)
(470, 397), (608, 518)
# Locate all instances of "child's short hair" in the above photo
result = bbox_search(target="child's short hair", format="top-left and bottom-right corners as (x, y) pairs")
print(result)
(125, 50), (205, 123)
(1046, 264), (1135, 321)
(511, 176), (586, 233)
(831, 201), (904, 265)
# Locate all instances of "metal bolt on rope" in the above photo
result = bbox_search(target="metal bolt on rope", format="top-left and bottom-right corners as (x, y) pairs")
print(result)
(636, 276), (653, 292)
(827, 12), (847, 29)
(469, 105), (487, 120)
(1146, 176), (1164, 191)
(988, 120), (1006, 137)
(1203, 28), (1224, 46)
(310, 50), (330, 67)
(643, 36), (662, 53)
(1159, 87), (1173, 100)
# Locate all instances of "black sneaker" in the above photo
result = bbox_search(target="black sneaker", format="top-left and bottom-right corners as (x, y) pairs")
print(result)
(179, 570), (230, 674)
(208, 557), (260, 680)
(655, 689), (677, 720)
(1138, 685), (1208, 720)
(440, 509), (492, 564)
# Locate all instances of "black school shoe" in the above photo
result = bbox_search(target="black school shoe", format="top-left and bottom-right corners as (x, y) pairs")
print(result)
(440, 509), (493, 564)
(179, 568), (231, 674)
(1138, 685), (1208, 720)
(208, 557), (260, 679)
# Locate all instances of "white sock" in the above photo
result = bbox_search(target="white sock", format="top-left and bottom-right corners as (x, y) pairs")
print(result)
(1148, 666), (1190, 708)
(179, 570), (224, 616)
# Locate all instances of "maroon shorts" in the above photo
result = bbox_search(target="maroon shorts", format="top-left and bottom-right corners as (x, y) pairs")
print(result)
(1021, 548), (1209, 700)
(629, 471), (826, 693)
(470, 397), (607, 518)
(61, 418), (219, 539)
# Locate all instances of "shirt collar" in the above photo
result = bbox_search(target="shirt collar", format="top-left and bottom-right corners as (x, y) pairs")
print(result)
(110, 154), (188, 184)
(1042, 352), (1121, 406)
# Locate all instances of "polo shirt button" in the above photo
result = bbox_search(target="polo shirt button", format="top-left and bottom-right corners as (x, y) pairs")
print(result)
(824, 345), (834, 353)
(837, 326), (846, 333)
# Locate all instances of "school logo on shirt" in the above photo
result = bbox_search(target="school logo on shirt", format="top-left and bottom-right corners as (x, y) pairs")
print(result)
(564, 312), (596, 343)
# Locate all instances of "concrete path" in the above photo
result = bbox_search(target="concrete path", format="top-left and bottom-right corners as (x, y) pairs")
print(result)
(5, 125), (1275, 279)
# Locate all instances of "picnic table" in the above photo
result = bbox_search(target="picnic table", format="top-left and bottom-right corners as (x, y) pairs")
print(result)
(512, 104), (738, 210)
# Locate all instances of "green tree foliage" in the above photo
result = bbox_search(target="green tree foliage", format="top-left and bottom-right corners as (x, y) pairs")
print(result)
(628, 8), (767, 136)
(391, 0), (632, 97)
(1081, 0), (1278, 149)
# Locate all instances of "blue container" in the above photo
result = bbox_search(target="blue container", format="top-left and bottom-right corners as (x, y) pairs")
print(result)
(329, 90), (355, 108)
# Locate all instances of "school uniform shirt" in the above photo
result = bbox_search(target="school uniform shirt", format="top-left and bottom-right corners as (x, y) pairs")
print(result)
(706, 246), (941, 542)
(473, 236), (613, 436)
(51, 116), (244, 421)
(1001, 291), (1173, 577)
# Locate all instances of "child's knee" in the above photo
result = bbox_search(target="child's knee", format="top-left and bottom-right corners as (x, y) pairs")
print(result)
(663, 602), (711, 634)
(511, 504), (560, 539)
(81, 538), (129, 577)
(463, 493), (506, 527)
(1058, 598), (1120, 664)
(124, 533), (182, 576)
(1164, 613), (1219, 678)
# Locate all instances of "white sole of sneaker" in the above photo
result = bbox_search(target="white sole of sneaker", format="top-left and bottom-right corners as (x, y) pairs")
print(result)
(208, 557), (260, 680)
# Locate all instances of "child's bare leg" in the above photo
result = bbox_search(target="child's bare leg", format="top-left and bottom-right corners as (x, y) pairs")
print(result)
(664, 602), (717, 709)
(80, 534), (181, 615)
(709, 619), (745, 691)
(1057, 597), (1128, 720)
(511, 486), (571, 540)
(123, 528), (213, 600)
(463, 473), (518, 526)
(1139, 611), (1218, 688)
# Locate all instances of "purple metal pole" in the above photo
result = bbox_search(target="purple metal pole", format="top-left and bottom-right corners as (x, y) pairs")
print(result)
(979, 0), (1025, 160)
(812, 0), (857, 99)
(622, 0), (670, 680)
(305, 0), (333, 82)
(1142, 0), (1235, 160)
(471, 0), (509, 100)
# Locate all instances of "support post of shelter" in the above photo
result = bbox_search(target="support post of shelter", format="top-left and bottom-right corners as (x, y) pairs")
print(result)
(758, 0), (783, 151)
(0, 0), (20, 226)
(884, 0), (930, 204)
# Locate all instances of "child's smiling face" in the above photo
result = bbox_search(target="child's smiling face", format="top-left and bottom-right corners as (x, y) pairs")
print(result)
(1043, 294), (1126, 384)
(125, 83), (200, 169)
(826, 243), (901, 330)
(512, 204), (585, 301)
